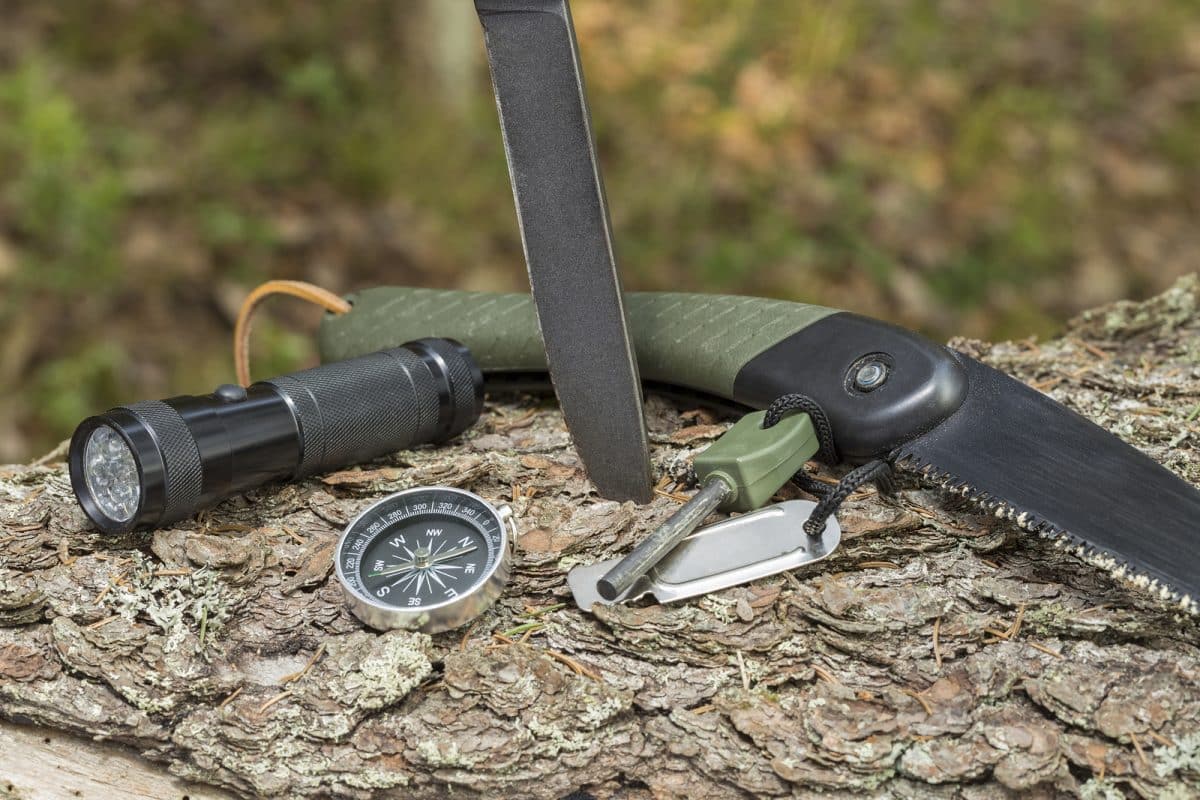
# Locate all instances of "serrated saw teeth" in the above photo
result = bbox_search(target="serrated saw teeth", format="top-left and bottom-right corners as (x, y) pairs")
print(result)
(887, 355), (1200, 616)
(891, 454), (1199, 615)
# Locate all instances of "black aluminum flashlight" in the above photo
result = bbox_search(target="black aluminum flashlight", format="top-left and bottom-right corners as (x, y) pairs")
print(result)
(69, 338), (483, 534)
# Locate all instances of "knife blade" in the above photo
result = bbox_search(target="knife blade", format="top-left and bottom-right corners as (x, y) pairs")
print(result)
(474, 0), (652, 502)
(317, 287), (1200, 611)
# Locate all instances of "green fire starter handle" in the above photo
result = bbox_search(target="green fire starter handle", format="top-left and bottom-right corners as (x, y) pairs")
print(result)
(693, 410), (819, 512)
(317, 286), (969, 462)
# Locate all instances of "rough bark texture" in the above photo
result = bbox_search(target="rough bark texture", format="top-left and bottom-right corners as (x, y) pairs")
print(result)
(2, 279), (1200, 799)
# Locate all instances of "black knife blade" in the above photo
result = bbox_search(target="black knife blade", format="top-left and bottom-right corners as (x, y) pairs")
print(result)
(474, 0), (653, 503)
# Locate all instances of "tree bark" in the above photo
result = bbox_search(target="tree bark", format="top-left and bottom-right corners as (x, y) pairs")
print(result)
(2, 279), (1199, 799)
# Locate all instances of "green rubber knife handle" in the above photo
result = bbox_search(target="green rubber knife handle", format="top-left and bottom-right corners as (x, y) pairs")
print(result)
(318, 286), (968, 462)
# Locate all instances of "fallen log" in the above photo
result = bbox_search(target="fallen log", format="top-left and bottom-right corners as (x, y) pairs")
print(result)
(2, 278), (1199, 799)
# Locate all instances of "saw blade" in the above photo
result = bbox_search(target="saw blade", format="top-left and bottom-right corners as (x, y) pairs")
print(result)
(894, 354), (1200, 612)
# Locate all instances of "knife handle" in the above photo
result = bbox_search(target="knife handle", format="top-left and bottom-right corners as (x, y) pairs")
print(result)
(318, 286), (967, 461)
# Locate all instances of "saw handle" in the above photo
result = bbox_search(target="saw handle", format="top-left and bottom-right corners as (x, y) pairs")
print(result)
(317, 287), (967, 460)
(319, 287), (833, 396)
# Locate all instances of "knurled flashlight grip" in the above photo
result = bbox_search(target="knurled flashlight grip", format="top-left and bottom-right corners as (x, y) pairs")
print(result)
(265, 338), (481, 476)
(69, 338), (484, 534)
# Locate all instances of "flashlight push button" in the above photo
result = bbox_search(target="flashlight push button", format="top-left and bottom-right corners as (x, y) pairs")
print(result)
(214, 384), (248, 403)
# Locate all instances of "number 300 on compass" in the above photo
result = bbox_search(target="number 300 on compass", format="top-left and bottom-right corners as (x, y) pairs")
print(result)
(335, 487), (515, 633)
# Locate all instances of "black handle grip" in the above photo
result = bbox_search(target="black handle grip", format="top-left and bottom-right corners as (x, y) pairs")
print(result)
(262, 338), (483, 477)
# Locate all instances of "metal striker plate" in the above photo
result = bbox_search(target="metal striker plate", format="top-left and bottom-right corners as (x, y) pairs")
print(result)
(568, 500), (841, 609)
(335, 487), (516, 633)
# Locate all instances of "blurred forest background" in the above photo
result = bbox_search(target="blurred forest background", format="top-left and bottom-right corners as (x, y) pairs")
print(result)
(0, 0), (1198, 463)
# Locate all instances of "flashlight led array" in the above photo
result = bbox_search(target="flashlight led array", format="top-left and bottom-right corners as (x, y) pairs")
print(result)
(82, 425), (141, 523)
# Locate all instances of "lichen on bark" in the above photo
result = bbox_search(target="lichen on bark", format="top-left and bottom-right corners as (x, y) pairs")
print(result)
(2, 278), (1200, 798)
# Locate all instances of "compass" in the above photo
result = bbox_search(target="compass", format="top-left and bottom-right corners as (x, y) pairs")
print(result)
(335, 487), (514, 632)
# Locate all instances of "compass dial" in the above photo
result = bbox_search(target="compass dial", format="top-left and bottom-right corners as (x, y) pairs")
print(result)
(336, 487), (513, 632)
(359, 516), (490, 606)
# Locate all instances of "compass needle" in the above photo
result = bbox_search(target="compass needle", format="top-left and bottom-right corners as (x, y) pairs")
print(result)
(336, 488), (515, 633)
(369, 560), (415, 578)
(427, 545), (477, 565)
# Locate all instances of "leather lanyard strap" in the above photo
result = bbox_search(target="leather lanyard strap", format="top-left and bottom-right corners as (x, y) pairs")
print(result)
(233, 280), (350, 386)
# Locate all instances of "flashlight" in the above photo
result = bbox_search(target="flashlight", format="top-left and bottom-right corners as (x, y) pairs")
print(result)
(69, 338), (483, 534)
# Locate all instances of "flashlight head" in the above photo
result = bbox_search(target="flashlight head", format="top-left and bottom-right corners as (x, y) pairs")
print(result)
(69, 404), (181, 535)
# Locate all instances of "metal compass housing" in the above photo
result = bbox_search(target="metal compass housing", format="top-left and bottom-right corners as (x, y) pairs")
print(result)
(335, 487), (514, 633)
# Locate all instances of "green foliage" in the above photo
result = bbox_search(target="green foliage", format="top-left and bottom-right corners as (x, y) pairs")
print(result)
(0, 64), (134, 455)
(0, 0), (1198, 460)
(28, 341), (127, 437)
(0, 64), (126, 296)
(283, 57), (348, 118)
